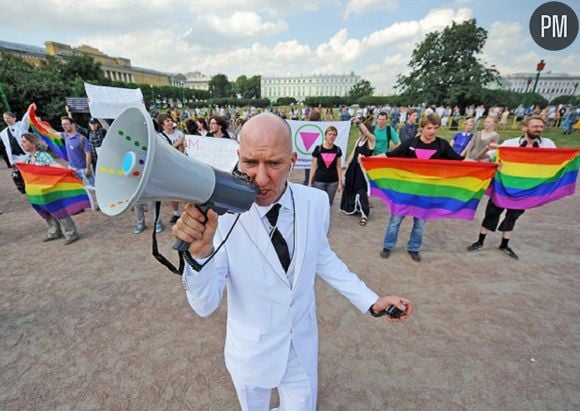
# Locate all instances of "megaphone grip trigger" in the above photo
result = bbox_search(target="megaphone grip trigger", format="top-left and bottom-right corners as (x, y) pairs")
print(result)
(173, 239), (191, 252)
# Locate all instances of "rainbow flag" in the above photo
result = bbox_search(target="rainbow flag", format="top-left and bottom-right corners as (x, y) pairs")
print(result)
(16, 163), (92, 219)
(489, 147), (579, 210)
(27, 104), (68, 161)
(361, 157), (497, 220)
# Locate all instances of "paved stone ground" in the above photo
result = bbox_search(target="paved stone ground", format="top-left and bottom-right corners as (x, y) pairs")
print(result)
(1, 167), (579, 410)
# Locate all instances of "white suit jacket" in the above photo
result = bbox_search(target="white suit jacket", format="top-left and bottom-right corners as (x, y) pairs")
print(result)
(182, 183), (379, 387)
(0, 112), (29, 166)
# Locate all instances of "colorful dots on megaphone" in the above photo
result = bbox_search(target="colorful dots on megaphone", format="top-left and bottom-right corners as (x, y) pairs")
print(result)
(95, 106), (259, 218)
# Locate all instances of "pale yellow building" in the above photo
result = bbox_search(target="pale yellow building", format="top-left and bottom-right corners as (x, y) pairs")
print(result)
(1, 40), (202, 89)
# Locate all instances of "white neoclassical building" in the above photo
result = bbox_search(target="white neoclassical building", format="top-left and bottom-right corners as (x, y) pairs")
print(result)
(501, 72), (580, 102)
(185, 71), (211, 90)
(261, 72), (360, 102)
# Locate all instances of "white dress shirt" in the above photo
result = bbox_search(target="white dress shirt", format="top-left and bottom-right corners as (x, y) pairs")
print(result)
(255, 184), (295, 260)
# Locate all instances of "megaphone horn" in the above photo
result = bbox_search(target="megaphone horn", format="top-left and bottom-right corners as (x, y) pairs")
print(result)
(95, 106), (259, 251)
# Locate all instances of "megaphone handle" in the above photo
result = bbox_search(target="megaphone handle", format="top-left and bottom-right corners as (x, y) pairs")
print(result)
(172, 203), (211, 253)
(173, 239), (191, 252)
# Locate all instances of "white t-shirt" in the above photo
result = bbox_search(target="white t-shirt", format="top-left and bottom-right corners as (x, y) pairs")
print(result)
(500, 137), (556, 148)
(488, 136), (556, 159)
(160, 129), (184, 145)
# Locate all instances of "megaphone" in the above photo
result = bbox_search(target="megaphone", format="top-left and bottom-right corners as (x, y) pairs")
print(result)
(95, 106), (258, 249)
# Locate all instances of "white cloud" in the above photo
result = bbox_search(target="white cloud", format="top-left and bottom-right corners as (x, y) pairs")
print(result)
(79, 29), (203, 72)
(8, 0), (188, 33)
(202, 12), (287, 37)
(420, 7), (472, 32)
(188, 0), (329, 16)
(362, 7), (472, 50)
(482, 19), (580, 78)
(343, 0), (399, 20)
(11, 2), (575, 95)
(316, 29), (363, 64)
(363, 54), (409, 94)
(188, 41), (314, 78)
(484, 21), (526, 57)
(184, 8), (471, 89)
(558, 54), (580, 73)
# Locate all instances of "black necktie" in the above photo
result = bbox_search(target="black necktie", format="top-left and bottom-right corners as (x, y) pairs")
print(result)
(266, 204), (291, 272)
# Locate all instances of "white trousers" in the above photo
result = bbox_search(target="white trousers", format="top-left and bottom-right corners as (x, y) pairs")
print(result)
(232, 344), (316, 411)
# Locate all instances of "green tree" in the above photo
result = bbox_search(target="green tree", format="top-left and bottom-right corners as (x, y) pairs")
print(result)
(0, 53), (108, 124)
(209, 73), (233, 98)
(234, 75), (261, 99)
(349, 79), (374, 98)
(275, 97), (297, 106)
(61, 55), (104, 84)
(550, 95), (580, 106)
(244, 75), (261, 99)
(397, 19), (499, 106)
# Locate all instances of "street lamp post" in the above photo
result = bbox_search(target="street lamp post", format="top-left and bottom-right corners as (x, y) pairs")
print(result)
(526, 59), (546, 109)
(524, 77), (532, 94)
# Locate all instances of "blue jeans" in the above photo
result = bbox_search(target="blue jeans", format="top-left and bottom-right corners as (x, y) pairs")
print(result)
(383, 215), (426, 252)
(70, 166), (95, 189)
(312, 181), (339, 206)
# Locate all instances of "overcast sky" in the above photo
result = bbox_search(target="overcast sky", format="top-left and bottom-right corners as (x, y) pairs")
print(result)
(1, 0), (578, 93)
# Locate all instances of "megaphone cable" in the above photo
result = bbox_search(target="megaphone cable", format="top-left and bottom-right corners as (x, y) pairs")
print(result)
(151, 201), (242, 275)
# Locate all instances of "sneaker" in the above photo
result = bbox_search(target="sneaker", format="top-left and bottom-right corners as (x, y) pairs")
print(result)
(63, 235), (79, 245)
(408, 251), (422, 262)
(169, 215), (179, 224)
(467, 242), (483, 252)
(499, 246), (519, 260)
(134, 223), (146, 234)
(379, 248), (391, 259)
(155, 221), (165, 233)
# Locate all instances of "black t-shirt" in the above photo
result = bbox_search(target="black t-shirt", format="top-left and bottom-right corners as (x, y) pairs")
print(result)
(386, 136), (463, 160)
(312, 144), (343, 182)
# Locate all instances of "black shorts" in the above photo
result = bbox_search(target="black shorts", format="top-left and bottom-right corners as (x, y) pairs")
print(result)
(481, 199), (525, 232)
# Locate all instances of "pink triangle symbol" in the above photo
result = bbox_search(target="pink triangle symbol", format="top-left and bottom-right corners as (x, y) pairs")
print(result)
(414, 148), (436, 160)
(299, 131), (320, 151)
(321, 153), (336, 168)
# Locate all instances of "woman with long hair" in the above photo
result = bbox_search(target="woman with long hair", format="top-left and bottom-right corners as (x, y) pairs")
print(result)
(464, 116), (500, 161)
(20, 133), (80, 244)
(196, 117), (209, 136)
(339, 118), (376, 226)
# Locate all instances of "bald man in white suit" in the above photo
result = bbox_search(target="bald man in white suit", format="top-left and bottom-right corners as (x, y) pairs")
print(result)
(173, 113), (413, 411)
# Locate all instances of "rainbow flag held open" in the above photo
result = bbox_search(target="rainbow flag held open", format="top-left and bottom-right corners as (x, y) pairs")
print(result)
(16, 163), (92, 220)
(27, 104), (68, 161)
(489, 147), (579, 210)
(361, 157), (497, 220)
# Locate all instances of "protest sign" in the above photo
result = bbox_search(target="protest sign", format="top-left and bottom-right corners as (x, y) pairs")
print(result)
(84, 83), (145, 119)
(184, 135), (239, 173)
(286, 120), (351, 169)
(65, 97), (90, 113)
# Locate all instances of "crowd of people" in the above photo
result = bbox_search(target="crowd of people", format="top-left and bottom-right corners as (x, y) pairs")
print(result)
(0, 99), (574, 249)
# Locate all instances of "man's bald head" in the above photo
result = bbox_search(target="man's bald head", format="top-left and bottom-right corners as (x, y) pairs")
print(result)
(239, 113), (293, 154)
(236, 112), (297, 206)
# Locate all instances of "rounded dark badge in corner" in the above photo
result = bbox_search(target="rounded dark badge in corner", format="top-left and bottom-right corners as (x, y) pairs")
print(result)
(529, 1), (579, 51)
